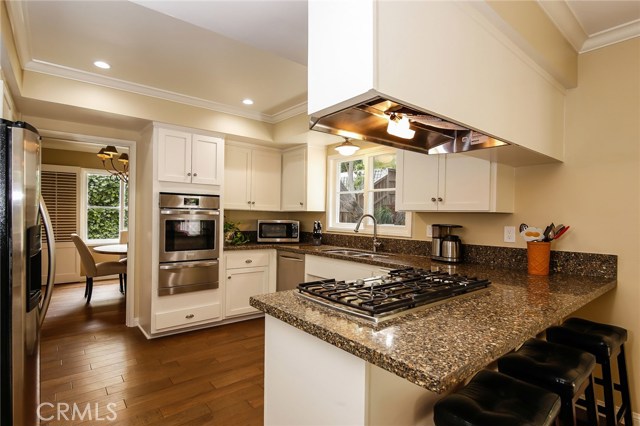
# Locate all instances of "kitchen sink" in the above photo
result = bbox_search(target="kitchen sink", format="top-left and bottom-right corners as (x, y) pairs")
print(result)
(352, 253), (389, 259)
(321, 249), (369, 256)
(321, 248), (390, 259)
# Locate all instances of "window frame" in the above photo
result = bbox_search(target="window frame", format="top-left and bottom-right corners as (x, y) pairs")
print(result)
(327, 147), (411, 237)
(80, 168), (128, 245)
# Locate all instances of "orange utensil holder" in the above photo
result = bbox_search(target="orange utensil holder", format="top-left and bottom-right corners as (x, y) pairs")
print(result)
(527, 242), (551, 276)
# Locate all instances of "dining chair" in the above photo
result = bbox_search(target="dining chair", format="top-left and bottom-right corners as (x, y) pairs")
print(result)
(70, 234), (127, 303)
(118, 230), (128, 294)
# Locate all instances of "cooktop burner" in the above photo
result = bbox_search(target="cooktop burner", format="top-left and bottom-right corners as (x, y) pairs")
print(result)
(297, 267), (490, 324)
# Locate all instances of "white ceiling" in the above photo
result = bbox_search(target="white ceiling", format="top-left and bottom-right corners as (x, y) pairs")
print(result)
(6, 0), (640, 132)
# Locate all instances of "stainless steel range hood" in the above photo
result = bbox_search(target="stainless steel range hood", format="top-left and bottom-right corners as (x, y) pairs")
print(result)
(309, 95), (509, 155)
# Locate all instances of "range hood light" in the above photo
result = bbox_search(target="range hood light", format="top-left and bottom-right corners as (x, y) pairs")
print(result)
(387, 113), (415, 139)
(334, 138), (360, 156)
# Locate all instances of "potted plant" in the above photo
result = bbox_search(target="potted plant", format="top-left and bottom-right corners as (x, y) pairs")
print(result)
(224, 220), (249, 245)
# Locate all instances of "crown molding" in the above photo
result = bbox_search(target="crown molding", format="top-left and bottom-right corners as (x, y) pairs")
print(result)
(538, 1), (640, 53)
(581, 20), (640, 53)
(268, 101), (308, 123)
(537, 0), (586, 52)
(5, 0), (33, 71)
(22, 58), (308, 125)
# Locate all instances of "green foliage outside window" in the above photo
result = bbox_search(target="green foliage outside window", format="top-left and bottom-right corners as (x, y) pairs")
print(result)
(87, 173), (127, 240)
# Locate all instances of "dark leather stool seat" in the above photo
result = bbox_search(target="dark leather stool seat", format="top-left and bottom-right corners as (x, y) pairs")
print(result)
(434, 369), (561, 426)
(498, 338), (598, 426)
(547, 318), (633, 426)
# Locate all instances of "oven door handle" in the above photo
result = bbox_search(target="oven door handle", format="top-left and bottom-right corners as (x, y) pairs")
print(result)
(159, 260), (219, 270)
(160, 209), (220, 216)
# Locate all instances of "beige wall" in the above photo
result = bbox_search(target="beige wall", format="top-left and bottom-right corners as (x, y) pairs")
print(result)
(42, 147), (104, 169)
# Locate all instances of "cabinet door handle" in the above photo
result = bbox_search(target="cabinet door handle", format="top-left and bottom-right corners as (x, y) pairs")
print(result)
(299, 202), (304, 206)
(187, 172), (191, 176)
(251, 201), (256, 205)
(245, 259), (253, 264)
(437, 197), (443, 202)
(247, 201), (251, 204)
(193, 172), (198, 177)
(431, 197), (437, 202)
(185, 314), (195, 319)
(227, 276), (231, 279)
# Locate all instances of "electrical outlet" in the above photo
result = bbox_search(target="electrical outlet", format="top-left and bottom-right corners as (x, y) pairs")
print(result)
(504, 226), (516, 243)
(426, 225), (433, 238)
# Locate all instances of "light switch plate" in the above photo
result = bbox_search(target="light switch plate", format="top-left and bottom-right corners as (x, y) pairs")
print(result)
(504, 226), (516, 243)
(426, 225), (433, 238)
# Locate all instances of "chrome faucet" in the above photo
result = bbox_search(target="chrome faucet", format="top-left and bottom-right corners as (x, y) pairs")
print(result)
(354, 214), (382, 253)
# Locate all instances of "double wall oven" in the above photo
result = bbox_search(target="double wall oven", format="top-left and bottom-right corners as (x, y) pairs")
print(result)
(158, 193), (220, 296)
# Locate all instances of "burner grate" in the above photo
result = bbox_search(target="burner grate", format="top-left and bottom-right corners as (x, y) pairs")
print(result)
(297, 268), (490, 318)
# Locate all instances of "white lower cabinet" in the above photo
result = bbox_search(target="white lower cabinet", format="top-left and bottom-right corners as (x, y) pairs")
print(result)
(155, 303), (222, 330)
(224, 250), (276, 318)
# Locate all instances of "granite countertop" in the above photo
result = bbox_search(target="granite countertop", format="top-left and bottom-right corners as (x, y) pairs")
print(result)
(224, 243), (435, 269)
(245, 243), (617, 393)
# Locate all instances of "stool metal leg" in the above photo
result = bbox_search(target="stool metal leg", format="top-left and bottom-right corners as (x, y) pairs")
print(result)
(618, 346), (633, 426)
(601, 356), (616, 426)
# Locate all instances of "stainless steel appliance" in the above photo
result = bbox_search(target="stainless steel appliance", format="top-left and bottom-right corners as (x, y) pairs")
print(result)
(431, 224), (462, 263)
(257, 220), (299, 243)
(158, 193), (219, 296)
(297, 268), (489, 326)
(1, 120), (56, 425)
(276, 251), (305, 291)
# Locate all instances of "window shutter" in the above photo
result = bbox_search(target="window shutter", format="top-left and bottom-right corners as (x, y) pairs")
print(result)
(41, 170), (78, 242)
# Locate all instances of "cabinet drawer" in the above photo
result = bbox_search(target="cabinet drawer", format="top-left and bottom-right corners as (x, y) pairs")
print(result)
(155, 303), (221, 330)
(226, 251), (270, 268)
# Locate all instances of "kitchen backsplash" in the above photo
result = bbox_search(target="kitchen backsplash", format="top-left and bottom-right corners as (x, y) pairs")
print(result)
(232, 231), (617, 279)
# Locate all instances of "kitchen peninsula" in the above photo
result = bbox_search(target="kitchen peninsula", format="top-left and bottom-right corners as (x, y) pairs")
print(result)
(250, 257), (616, 425)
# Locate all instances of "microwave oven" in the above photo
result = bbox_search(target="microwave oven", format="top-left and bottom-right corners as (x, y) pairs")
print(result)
(257, 220), (300, 243)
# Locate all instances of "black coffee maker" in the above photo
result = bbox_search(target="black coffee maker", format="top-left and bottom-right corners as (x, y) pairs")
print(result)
(431, 224), (462, 263)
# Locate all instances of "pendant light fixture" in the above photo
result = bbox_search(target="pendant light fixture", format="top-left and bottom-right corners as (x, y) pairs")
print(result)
(334, 137), (360, 156)
(96, 145), (129, 184)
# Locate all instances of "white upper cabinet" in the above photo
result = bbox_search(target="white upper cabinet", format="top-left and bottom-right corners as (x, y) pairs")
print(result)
(281, 145), (327, 211)
(158, 128), (223, 185)
(224, 143), (281, 211)
(396, 150), (513, 212)
(191, 134), (224, 185)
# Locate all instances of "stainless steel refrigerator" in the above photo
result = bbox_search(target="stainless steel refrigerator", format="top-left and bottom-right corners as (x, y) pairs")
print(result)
(1, 119), (55, 425)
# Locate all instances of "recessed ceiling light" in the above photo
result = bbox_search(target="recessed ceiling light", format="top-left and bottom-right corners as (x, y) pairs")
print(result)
(242, 99), (254, 105)
(94, 61), (111, 70)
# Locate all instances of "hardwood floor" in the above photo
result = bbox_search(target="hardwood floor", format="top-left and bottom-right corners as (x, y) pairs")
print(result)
(40, 280), (265, 425)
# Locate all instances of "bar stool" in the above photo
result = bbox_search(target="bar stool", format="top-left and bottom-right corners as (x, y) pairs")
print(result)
(433, 369), (561, 426)
(497, 338), (598, 426)
(547, 318), (633, 426)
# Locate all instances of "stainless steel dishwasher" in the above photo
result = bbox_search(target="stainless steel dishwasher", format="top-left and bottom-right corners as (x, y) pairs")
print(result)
(277, 251), (305, 291)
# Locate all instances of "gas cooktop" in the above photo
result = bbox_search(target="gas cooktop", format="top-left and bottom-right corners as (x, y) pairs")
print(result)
(296, 267), (491, 325)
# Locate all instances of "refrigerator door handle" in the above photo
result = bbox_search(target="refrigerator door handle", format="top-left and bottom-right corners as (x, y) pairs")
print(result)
(38, 195), (55, 327)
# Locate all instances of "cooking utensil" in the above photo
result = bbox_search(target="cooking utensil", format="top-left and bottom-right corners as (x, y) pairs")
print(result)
(519, 223), (528, 233)
(547, 227), (555, 240)
(521, 227), (543, 242)
(553, 225), (570, 240)
(542, 224), (553, 241)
